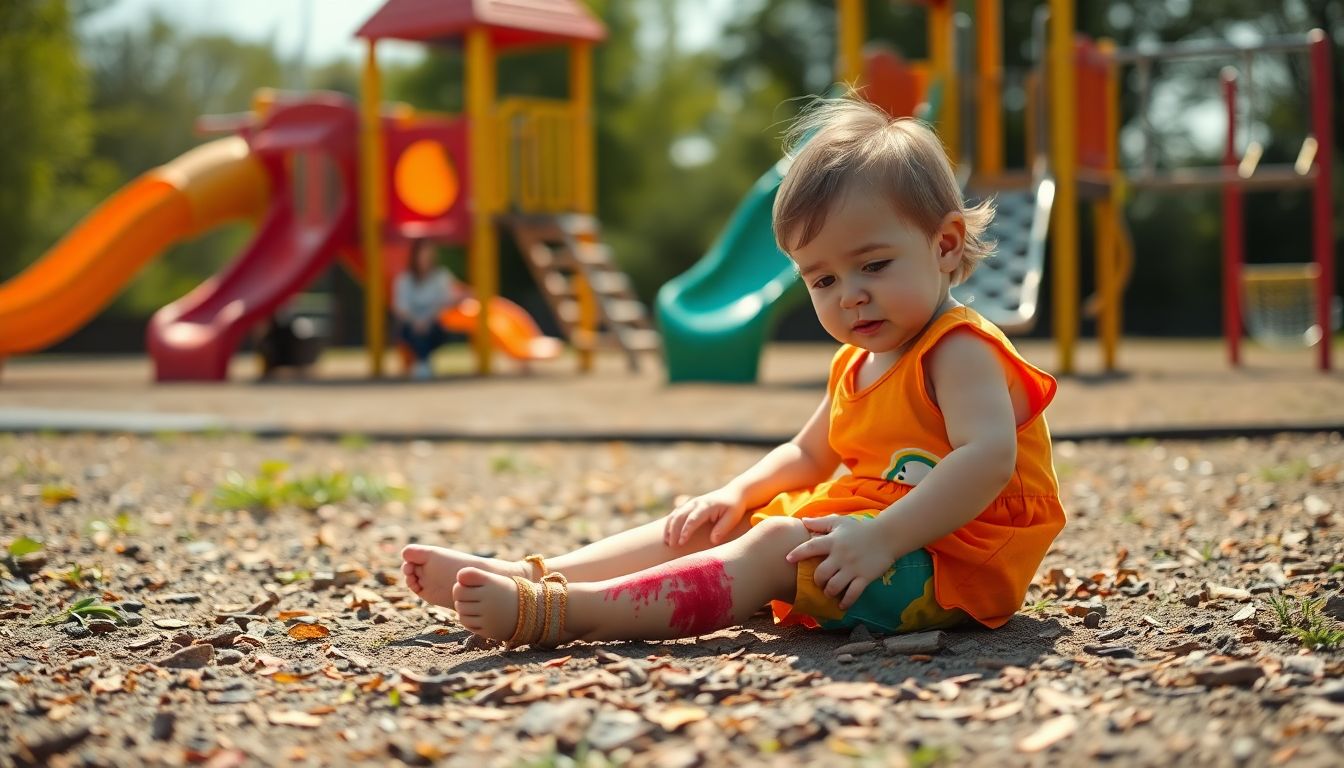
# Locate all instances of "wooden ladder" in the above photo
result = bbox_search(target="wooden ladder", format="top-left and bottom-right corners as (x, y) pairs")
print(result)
(504, 214), (660, 371)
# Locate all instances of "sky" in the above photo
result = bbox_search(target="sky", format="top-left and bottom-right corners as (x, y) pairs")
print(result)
(80, 0), (740, 67)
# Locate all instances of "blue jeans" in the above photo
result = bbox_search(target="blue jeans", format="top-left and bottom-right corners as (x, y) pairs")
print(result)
(399, 322), (450, 362)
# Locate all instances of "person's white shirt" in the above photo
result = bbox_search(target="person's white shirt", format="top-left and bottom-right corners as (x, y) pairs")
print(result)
(393, 268), (462, 325)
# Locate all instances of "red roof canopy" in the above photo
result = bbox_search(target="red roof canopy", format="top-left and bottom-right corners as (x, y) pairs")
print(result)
(355, 0), (606, 49)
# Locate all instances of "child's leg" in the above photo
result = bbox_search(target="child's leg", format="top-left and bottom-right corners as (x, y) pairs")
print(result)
(402, 515), (753, 608)
(453, 517), (809, 644)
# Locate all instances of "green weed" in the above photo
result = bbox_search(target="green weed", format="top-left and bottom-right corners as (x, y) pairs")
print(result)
(212, 470), (287, 512)
(54, 563), (102, 589)
(1024, 597), (1057, 615)
(41, 483), (78, 506)
(276, 569), (312, 584)
(213, 460), (406, 513)
(339, 433), (370, 450)
(1268, 595), (1344, 650)
(350, 473), (409, 504)
(39, 596), (125, 626)
(286, 471), (351, 511)
(7, 537), (43, 558)
(489, 453), (521, 474)
(1257, 459), (1310, 483)
(87, 512), (137, 536)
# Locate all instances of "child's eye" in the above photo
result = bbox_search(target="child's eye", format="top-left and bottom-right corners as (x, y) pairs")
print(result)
(811, 275), (835, 289)
(862, 260), (892, 273)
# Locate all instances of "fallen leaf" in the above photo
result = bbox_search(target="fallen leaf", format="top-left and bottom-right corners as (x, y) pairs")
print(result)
(1017, 714), (1077, 752)
(267, 709), (323, 728)
(980, 700), (1026, 721)
(272, 671), (317, 684)
(89, 674), (124, 695)
(646, 706), (707, 732)
(542, 655), (573, 668)
(277, 610), (310, 621)
(287, 624), (330, 641)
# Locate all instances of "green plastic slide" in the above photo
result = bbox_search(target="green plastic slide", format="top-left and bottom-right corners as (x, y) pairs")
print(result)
(656, 158), (807, 383)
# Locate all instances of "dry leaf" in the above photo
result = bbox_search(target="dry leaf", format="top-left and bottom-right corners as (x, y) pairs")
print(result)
(277, 610), (310, 621)
(267, 709), (323, 728)
(647, 706), (707, 732)
(542, 655), (573, 668)
(90, 674), (124, 694)
(1017, 715), (1078, 752)
(980, 700), (1026, 721)
(287, 624), (330, 641)
(272, 671), (317, 684)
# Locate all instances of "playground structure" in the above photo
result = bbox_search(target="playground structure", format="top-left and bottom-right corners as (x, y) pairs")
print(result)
(657, 0), (1335, 382)
(0, 0), (657, 381)
(1113, 32), (1335, 370)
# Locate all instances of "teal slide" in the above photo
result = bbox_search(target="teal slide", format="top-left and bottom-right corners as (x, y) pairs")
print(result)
(656, 158), (807, 382)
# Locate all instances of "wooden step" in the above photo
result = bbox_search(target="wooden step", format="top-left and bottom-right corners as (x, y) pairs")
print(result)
(574, 242), (615, 268)
(617, 328), (662, 352)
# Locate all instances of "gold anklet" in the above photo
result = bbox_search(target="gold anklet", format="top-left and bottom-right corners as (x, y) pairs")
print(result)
(536, 573), (569, 648)
(506, 577), (539, 648)
(523, 553), (548, 580)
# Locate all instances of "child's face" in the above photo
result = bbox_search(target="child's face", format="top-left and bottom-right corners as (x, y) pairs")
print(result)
(789, 191), (963, 360)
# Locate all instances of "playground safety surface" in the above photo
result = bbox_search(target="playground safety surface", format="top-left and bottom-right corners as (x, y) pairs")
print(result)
(2, 338), (1342, 442)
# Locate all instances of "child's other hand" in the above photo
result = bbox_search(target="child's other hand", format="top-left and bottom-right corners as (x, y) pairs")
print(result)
(663, 488), (746, 547)
(785, 516), (891, 610)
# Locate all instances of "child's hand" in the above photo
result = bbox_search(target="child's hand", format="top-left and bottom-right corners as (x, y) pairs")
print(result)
(785, 516), (893, 610)
(663, 488), (747, 547)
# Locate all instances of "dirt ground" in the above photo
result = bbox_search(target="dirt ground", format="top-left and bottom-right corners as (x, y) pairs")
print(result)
(2, 431), (1342, 767)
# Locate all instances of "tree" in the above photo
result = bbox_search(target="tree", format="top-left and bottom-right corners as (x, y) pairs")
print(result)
(0, 0), (97, 277)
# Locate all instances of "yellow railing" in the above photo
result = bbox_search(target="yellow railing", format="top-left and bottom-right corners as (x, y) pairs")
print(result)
(496, 97), (577, 213)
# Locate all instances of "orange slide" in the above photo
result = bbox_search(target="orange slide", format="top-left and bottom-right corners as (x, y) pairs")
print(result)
(0, 137), (269, 357)
(441, 297), (562, 361)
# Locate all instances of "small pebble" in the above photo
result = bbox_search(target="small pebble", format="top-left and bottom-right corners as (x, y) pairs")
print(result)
(63, 623), (92, 640)
(160, 593), (202, 604)
(151, 712), (175, 741)
(86, 619), (118, 634)
(154, 643), (214, 670)
(118, 600), (145, 613)
(1083, 611), (1102, 628)
(215, 649), (245, 665)
(1097, 627), (1126, 642)
(170, 631), (197, 647)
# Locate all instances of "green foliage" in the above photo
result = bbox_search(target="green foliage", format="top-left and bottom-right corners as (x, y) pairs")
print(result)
(8, 537), (44, 558)
(1268, 595), (1344, 651)
(0, 0), (96, 277)
(212, 463), (407, 512)
(39, 595), (125, 626)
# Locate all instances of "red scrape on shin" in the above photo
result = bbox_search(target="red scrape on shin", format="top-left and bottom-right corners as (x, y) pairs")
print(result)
(602, 558), (734, 635)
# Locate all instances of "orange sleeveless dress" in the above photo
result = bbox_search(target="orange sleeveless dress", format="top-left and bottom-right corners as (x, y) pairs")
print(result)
(750, 307), (1066, 629)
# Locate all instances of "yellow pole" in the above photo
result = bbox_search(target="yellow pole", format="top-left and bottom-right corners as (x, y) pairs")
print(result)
(836, 0), (865, 86)
(1048, 0), (1077, 374)
(359, 40), (386, 378)
(928, 0), (958, 165)
(466, 28), (498, 375)
(975, 0), (1003, 176)
(570, 41), (597, 373)
(1098, 38), (1121, 371)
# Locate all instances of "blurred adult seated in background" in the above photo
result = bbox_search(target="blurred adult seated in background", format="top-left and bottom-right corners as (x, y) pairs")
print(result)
(394, 239), (466, 380)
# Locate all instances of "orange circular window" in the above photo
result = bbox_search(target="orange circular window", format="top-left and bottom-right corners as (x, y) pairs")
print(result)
(394, 140), (459, 217)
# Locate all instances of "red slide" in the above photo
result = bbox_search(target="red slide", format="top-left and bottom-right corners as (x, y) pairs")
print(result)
(146, 98), (358, 381)
(146, 204), (351, 380)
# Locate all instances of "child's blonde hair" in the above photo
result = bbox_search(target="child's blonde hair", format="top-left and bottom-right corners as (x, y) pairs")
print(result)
(772, 96), (994, 286)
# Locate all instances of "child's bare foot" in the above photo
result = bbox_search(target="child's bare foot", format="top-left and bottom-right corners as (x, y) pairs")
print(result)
(453, 567), (576, 645)
(400, 545), (531, 609)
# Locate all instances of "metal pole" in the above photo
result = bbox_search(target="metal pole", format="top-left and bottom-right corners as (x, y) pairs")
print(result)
(1221, 67), (1243, 368)
(1309, 30), (1333, 371)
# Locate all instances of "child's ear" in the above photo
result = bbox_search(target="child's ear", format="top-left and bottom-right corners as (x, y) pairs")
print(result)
(934, 212), (966, 273)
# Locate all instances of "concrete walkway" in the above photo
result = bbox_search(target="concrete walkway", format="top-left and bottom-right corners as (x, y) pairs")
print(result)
(2, 339), (1342, 443)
